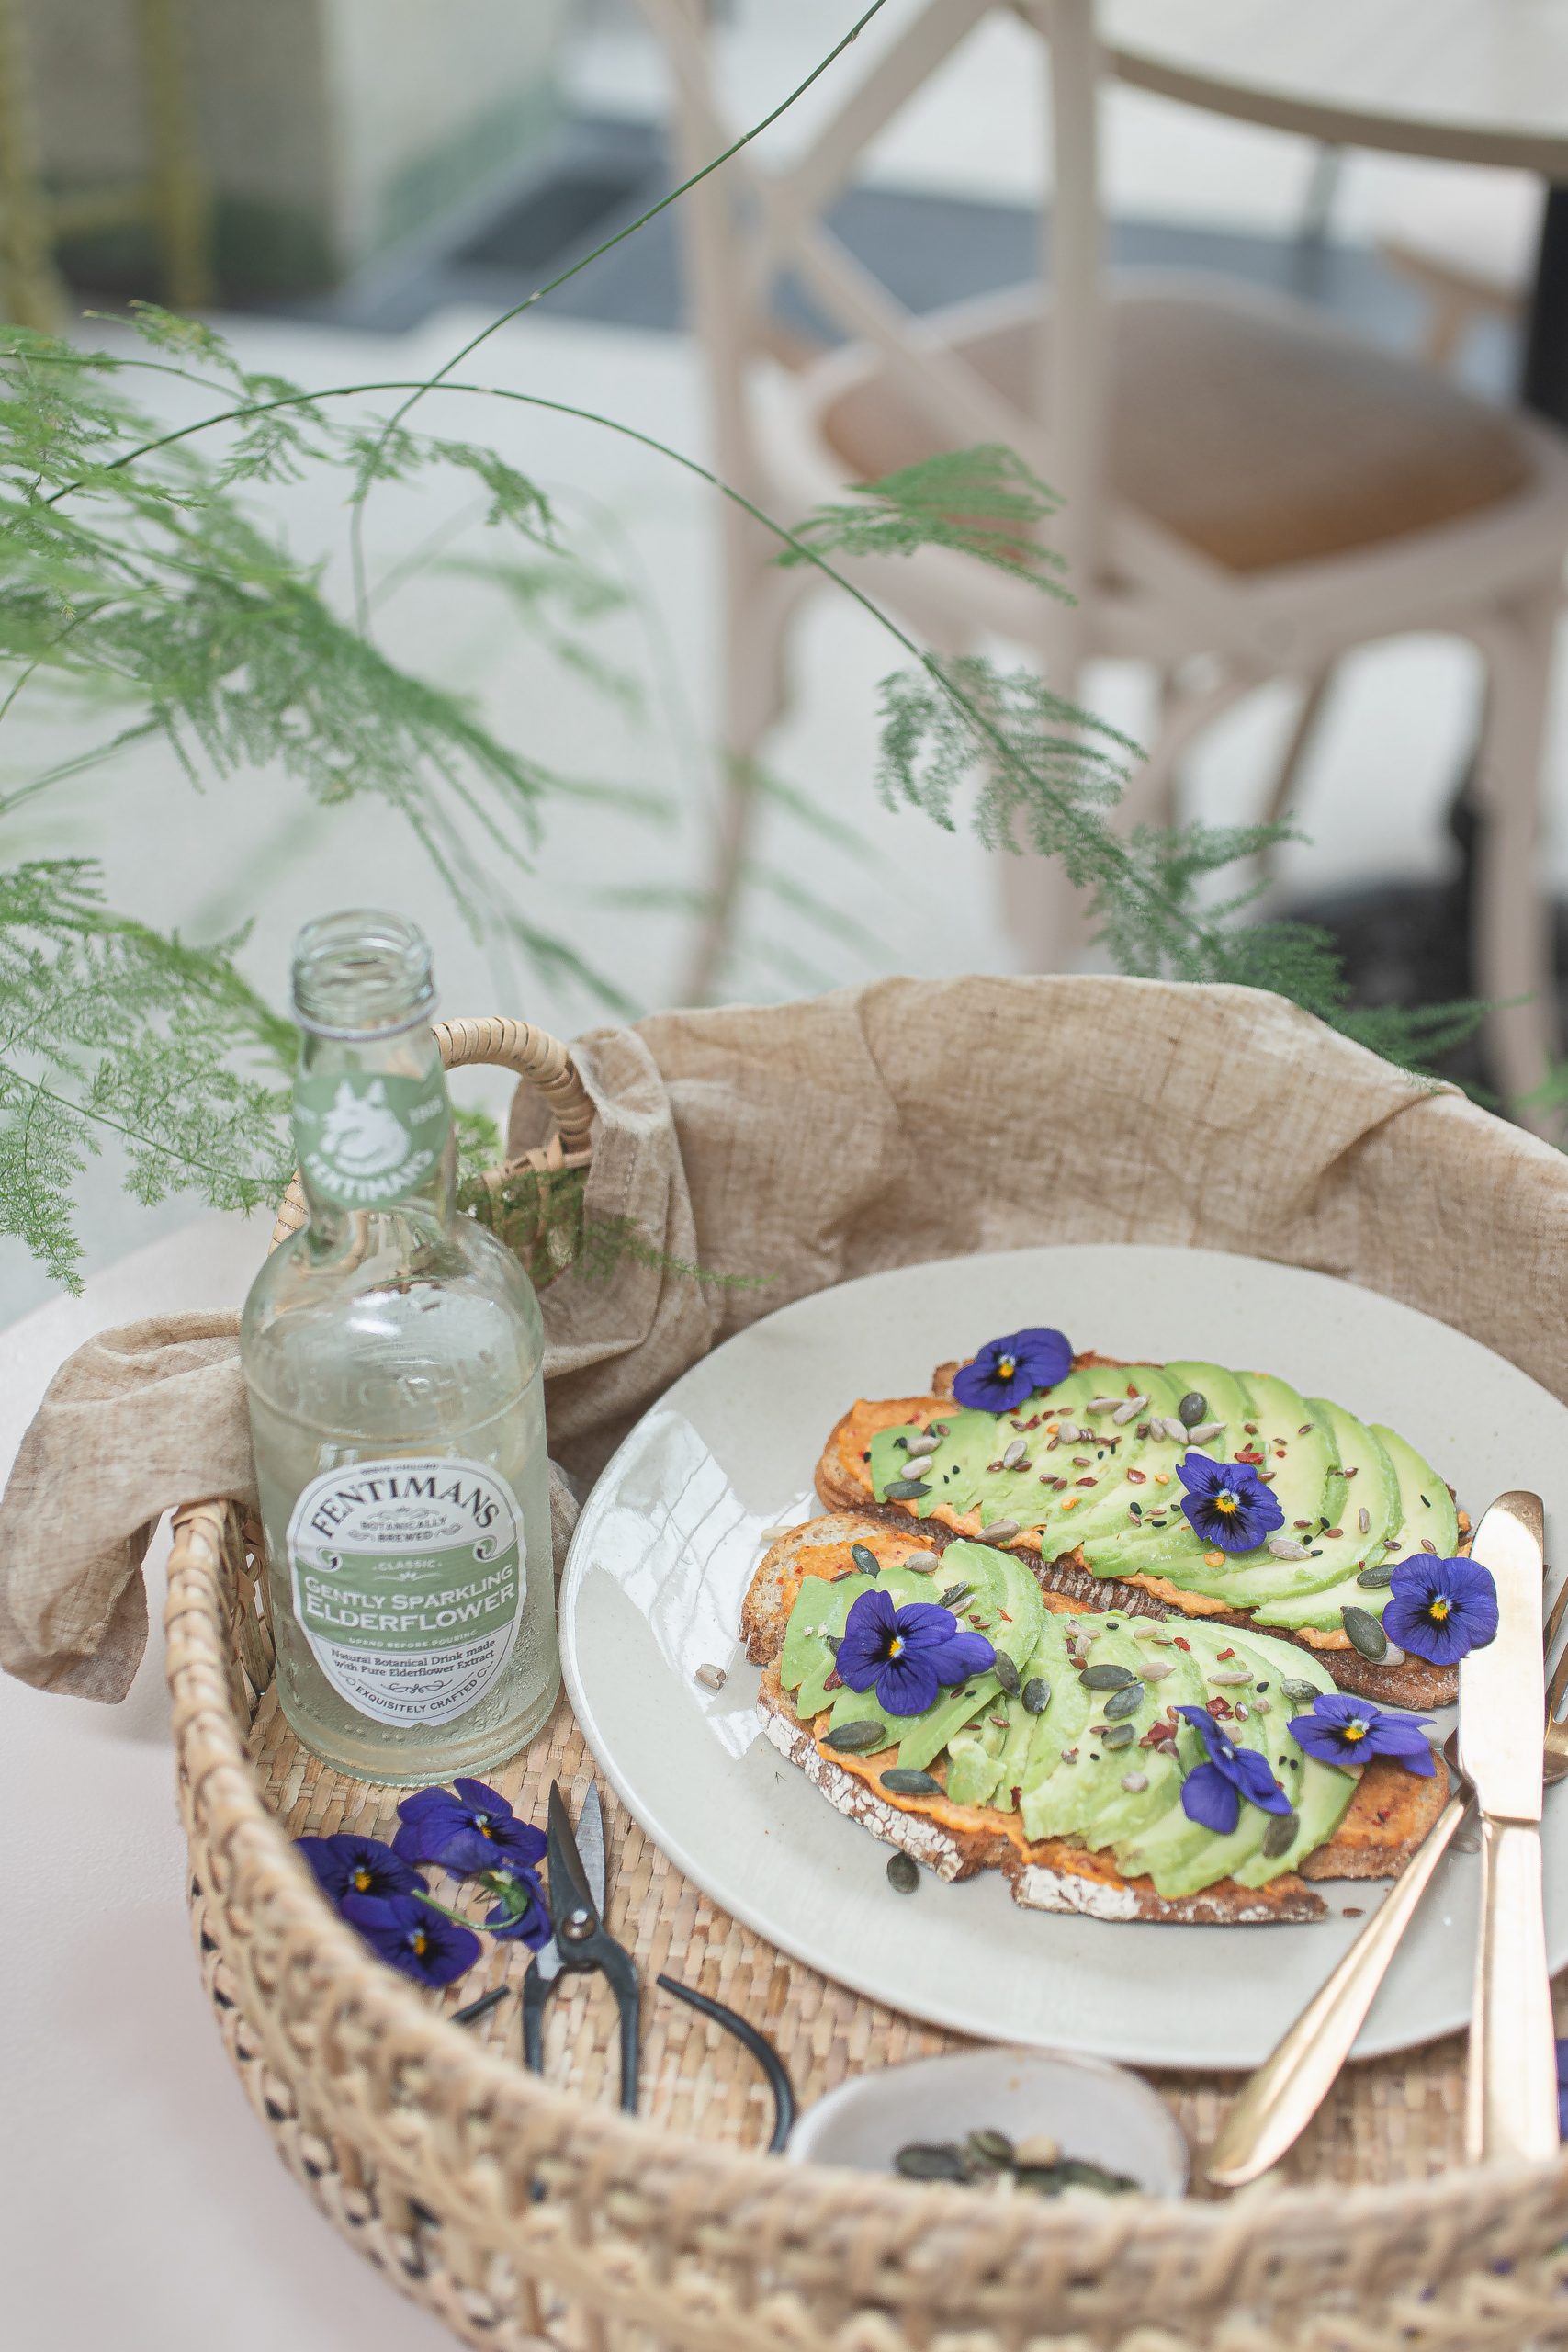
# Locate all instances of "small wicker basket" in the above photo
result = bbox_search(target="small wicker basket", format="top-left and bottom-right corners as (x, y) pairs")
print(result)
(165, 1019), (1568, 2352)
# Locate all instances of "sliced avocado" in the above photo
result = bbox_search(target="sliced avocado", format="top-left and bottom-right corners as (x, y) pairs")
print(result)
(1111, 1624), (1288, 1894)
(784, 1561), (945, 1715)
(1175, 1401), (1396, 1606)
(1019, 1616), (1096, 1793)
(1255, 1423), (1457, 1634)
(944, 1702), (1015, 1806)
(882, 1541), (1045, 1774)
(987, 1686), (1043, 1814)
(1072, 1632), (1209, 1847)
(870, 1377), (1097, 1530)
(1036, 1367), (1192, 1549)
(1016, 1623), (1156, 1842)
(1230, 1756), (1358, 1886)
(1160, 1362), (1256, 1450)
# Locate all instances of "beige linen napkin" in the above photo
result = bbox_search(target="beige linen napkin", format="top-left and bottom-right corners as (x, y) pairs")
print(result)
(7, 973), (1568, 1703)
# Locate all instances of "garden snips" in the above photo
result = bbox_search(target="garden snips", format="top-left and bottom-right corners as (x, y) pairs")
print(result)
(522, 1779), (641, 2112)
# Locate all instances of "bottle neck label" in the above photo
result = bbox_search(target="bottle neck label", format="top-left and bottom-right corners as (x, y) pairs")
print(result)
(286, 1455), (525, 1726)
(293, 1066), (449, 1208)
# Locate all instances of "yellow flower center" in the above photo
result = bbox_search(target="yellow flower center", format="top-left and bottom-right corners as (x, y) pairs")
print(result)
(412, 1930), (429, 1957)
(353, 1867), (373, 1891)
(888, 1635), (905, 1657)
(1342, 1720), (1367, 1742)
(997, 1355), (1016, 1380)
(1430, 1596), (1450, 1620)
(1213, 1491), (1239, 1515)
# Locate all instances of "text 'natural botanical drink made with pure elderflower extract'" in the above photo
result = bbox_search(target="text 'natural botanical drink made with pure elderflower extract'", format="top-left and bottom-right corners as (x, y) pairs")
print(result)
(241, 910), (558, 1782)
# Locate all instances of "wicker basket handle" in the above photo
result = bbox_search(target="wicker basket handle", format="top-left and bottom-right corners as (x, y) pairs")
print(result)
(267, 1015), (594, 1250)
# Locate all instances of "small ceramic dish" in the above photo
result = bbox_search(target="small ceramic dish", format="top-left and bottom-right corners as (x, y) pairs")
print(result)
(784, 2045), (1190, 2196)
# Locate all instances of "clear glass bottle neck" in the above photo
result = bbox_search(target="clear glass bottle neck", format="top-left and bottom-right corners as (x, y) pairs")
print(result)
(293, 1023), (456, 1238)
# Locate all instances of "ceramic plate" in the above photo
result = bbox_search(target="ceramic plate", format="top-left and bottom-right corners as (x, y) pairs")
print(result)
(559, 1245), (1568, 2071)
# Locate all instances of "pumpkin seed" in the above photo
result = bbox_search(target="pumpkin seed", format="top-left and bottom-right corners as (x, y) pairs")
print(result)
(965, 2128), (1015, 2168)
(938, 1582), (973, 1610)
(1356, 1558), (1394, 1588)
(850, 1543), (881, 1577)
(881, 1767), (942, 1796)
(1281, 1679), (1321, 1705)
(1102, 1682), (1144, 1720)
(1342, 1605), (1388, 1661)
(979, 1518), (1020, 1543)
(1262, 1811), (1300, 1859)
(895, 2142), (964, 2180)
(993, 1652), (1021, 1696)
(1079, 1662), (1138, 1690)
(884, 1477), (931, 1500)
(886, 1851), (919, 1894)
(1022, 1677), (1052, 1714)
(826, 1719), (886, 1753)
(902, 1548), (942, 1575)
(1100, 1722), (1136, 1749)
(1178, 1390), (1208, 1427)
(1002, 1437), (1028, 1469)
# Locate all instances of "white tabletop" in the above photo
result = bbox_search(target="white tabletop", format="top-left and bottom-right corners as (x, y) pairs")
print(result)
(0, 1215), (452, 2351)
(1103, 0), (1568, 176)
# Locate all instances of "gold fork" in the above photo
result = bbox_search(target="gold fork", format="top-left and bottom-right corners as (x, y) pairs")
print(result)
(1207, 1575), (1568, 2188)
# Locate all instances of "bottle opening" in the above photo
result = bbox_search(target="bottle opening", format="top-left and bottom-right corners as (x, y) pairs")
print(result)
(292, 910), (436, 1040)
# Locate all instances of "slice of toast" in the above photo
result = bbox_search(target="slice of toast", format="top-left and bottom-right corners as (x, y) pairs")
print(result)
(816, 1375), (1460, 1711)
(745, 1515), (1451, 1926)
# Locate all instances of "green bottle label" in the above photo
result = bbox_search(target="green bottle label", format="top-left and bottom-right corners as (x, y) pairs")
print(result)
(287, 1455), (525, 1726)
(293, 1067), (449, 1207)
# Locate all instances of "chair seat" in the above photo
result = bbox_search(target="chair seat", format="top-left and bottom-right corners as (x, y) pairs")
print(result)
(817, 287), (1538, 575)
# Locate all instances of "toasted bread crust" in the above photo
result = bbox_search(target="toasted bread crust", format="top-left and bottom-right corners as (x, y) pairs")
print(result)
(746, 1513), (1451, 1924)
(817, 1388), (1460, 1711)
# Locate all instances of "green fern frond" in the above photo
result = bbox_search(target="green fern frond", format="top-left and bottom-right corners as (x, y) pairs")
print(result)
(781, 444), (1072, 595)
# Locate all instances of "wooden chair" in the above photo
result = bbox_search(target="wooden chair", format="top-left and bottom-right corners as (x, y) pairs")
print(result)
(642, 0), (1568, 1117)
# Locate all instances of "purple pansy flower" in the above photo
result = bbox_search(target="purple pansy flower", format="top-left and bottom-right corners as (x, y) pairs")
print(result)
(1287, 1691), (1437, 1775)
(836, 1587), (996, 1717)
(1176, 1452), (1285, 1555)
(477, 1864), (552, 1949)
(1556, 2039), (1568, 2140)
(1383, 1554), (1499, 1667)
(1175, 1704), (1292, 1834)
(392, 1779), (549, 1875)
(295, 1831), (423, 1908)
(340, 1892), (481, 1987)
(952, 1327), (1073, 1414)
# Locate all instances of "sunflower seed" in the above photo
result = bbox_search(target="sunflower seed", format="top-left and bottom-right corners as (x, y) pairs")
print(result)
(1120, 1772), (1150, 1793)
(1086, 1396), (1121, 1414)
(1022, 1677), (1052, 1714)
(1100, 1723), (1137, 1749)
(1207, 1668), (1252, 1686)
(1282, 1678), (1321, 1704)
(938, 1582), (973, 1609)
(850, 1543), (881, 1577)
(1102, 1682), (1144, 1719)
(1178, 1391), (1208, 1428)
(1112, 1395), (1147, 1424)
(1079, 1661), (1138, 1690)
(884, 1477), (931, 1500)
(1139, 1657), (1174, 1681)
(1262, 1811), (1300, 1859)
(881, 1767), (942, 1796)
(1356, 1559), (1394, 1588)
(1014, 2133), (1063, 2167)
(979, 1519), (1021, 1543)
(1341, 1605), (1389, 1661)
(895, 2141), (964, 2179)
(1358, 1507), (1371, 1535)
(1188, 1421), (1226, 1444)
(694, 1662), (728, 1691)
(1268, 1536), (1310, 1560)
(904, 1430), (941, 1459)
(1001, 1437), (1028, 1469)
(886, 1851), (919, 1894)
(826, 1719), (887, 1752)
(1383, 1641), (1407, 1667)
(1133, 1622), (1175, 1643)
(993, 1652), (1021, 1697)
(1165, 1417), (1193, 1444)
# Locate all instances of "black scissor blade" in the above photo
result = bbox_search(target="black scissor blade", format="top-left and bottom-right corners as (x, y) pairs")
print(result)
(546, 1779), (599, 1926)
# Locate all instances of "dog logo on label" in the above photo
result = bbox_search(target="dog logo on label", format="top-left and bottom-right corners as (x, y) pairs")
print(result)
(320, 1079), (411, 1179)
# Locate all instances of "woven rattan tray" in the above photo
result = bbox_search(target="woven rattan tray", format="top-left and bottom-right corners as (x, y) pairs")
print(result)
(165, 1018), (1568, 2351)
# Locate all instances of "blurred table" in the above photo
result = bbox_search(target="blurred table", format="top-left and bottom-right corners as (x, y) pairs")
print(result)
(1103, 0), (1568, 420)
(0, 1216), (451, 2352)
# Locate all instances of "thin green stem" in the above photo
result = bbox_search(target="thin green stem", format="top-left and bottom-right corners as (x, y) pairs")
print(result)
(0, 1059), (278, 1186)
(344, 0), (892, 629)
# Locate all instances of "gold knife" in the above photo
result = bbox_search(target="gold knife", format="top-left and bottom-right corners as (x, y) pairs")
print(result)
(1461, 1489), (1557, 2163)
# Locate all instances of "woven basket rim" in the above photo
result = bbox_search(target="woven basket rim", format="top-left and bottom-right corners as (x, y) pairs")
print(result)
(166, 1493), (1568, 2273)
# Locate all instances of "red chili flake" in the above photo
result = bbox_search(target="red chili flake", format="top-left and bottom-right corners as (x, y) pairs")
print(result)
(1126, 1468), (1147, 1485)
(824, 1670), (843, 1691)
(1172, 1636), (1191, 1651)
(1216, 1648), (1235, 1660)
(1208, 1696), (1234, 1720)
(998, 1610), (1013, 1623)
(1374, 1807), (1390, 1826)
(1010, 1785), (1022, 1808)
(1126, 1382), (1139, 1397)
(1135, 1423), (1151, 1439)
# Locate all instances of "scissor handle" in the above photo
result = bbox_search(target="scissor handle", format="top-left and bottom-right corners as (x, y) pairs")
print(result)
(522, 1934), (641, 2115)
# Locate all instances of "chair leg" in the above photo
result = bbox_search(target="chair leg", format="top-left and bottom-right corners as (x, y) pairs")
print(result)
(1258, 666), (1337, 871)
(1470, 583), (1562, 1129)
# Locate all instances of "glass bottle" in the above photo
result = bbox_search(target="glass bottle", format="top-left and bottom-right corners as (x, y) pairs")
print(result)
(241, 909), (559, 1783)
